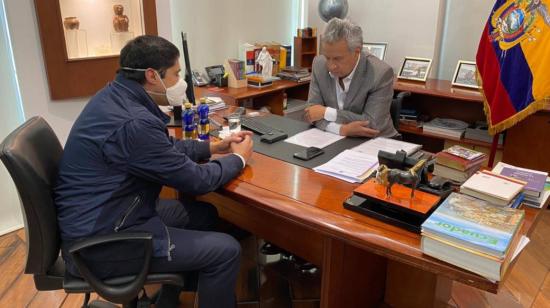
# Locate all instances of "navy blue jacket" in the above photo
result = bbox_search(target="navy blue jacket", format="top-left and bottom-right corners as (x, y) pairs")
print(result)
(54, 74), (243, 270)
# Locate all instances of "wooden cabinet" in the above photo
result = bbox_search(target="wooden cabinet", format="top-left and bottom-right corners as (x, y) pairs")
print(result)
(503, 111), (550, 173)
(394, 78), (550, 172)
(293, 36), (317, 71)
(394, 78), (497, 153)
(34, 0), (158, 100)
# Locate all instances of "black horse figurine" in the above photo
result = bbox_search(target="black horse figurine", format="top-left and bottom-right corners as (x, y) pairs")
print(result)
(376, 159), (427, 198)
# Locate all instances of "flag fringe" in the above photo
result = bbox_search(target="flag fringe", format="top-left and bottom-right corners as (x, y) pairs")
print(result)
(476, 71), (550, 135)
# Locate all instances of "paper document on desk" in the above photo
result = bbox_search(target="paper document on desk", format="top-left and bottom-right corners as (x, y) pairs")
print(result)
(313, 150), (378, 183)
(284, 128), (344, 149)
(352, 137), (422, 157)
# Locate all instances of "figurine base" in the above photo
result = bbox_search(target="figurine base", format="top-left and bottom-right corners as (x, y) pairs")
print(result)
(344, 179), (442, 233)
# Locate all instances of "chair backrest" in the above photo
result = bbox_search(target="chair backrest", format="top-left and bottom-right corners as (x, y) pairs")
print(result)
(390, 91), (411, 130)
(0, 117), (63, 275)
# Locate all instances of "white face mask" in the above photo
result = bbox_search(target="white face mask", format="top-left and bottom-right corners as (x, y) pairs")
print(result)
(154, 71), (188, 106)
(121, 67), (188, 106)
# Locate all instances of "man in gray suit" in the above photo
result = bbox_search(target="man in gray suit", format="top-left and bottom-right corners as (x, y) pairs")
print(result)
(304, 18), (398, 138)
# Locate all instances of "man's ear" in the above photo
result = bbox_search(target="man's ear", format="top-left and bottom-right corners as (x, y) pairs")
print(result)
(144, 69), (159, 86)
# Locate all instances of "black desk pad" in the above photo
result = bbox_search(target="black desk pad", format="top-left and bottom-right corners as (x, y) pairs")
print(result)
(169, 114), (368, 169)
(245, 115), (367, 169)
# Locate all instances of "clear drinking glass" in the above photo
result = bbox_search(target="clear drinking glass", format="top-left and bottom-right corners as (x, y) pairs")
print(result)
(227, 114), (241, 133)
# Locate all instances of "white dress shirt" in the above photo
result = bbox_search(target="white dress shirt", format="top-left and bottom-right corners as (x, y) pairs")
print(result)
(324, 56), (361, 135)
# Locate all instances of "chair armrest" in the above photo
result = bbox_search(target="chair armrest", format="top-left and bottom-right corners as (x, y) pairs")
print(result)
(68, 232), (153, 304)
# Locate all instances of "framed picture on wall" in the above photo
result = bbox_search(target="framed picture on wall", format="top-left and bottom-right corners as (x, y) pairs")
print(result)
(363, 42), (387, 61)
(452, 60), (480, 89)
(398, 57), (432, 82)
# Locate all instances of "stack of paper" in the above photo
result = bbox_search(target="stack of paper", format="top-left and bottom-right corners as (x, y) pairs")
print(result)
(352, 137), (422, 157)
(204, 97), (227, 112)
(313, 150), (378, 183)
(284, 128), (345, 149)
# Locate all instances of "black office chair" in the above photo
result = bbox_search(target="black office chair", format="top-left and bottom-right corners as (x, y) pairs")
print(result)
(0, 117), (185, 308)
(390, 91), (412, 130)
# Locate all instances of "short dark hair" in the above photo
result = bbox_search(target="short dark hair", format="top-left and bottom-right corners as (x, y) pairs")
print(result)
(119, 35), (180, 84)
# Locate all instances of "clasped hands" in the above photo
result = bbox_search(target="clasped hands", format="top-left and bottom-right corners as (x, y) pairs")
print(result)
(210, 131), (254, 162)
(303, 105), (380, 137)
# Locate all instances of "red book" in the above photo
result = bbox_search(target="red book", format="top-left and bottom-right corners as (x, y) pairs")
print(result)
(435, 145), (487, 171)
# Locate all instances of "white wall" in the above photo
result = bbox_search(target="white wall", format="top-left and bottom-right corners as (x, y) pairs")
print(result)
(0, 0), (24, 235)
(169, 0), (297, 73)
(307, 0), (489, 81)
(5, 0), (90, 144)
(437, 0), (494, 80)
(308, 0), (443, 77)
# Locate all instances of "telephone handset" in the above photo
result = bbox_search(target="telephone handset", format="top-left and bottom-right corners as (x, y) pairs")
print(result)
(192, 70), (209, 87)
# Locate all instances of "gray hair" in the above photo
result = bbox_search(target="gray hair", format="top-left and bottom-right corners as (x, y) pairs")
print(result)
(322, 18), (363, 51)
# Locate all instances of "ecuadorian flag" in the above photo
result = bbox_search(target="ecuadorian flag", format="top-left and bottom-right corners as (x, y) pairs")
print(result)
(477, 0), (550, 134)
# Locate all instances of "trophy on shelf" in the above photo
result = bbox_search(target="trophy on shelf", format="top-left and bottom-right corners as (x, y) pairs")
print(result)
(63, 16), (88, 59)
(110, 4), (134, 54)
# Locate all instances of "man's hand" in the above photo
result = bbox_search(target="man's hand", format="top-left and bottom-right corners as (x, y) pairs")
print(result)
(340, 121), (380, 137)
(230, 135), (254, 164)
(304, 105), (326, 123)
(210, 131), (253, 154)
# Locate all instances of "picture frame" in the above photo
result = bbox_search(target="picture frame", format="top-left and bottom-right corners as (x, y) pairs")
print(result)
(398, 57), (432, 82)
(451, 60), (480, 89)
(363, 42), (387, 61)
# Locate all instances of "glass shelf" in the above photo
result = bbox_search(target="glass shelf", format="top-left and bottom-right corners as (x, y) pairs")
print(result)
(59, 0), (145, 60)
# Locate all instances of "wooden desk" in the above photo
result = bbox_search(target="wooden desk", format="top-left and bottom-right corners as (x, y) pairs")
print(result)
(167, 110), (548, 307)
(194, 80), (310, 116)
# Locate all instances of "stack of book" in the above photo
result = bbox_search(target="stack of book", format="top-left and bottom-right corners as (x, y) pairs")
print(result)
(399, 108), (420, 126)
(464, 121), (504, 145)
(460, 170), (526, 208)
(227, 59), (246, 80)
(421, 192), (525, 281)
(492, 162), (550, 208)
(433, 146), (487, 183)
(277, 66), (311, 83)
(423, 118), (469, 139)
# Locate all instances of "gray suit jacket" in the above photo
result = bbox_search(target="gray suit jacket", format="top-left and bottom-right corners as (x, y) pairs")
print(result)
(307, 52), (397, 138)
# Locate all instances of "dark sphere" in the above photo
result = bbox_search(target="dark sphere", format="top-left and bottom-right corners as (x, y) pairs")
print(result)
(318, 0), (349, 22)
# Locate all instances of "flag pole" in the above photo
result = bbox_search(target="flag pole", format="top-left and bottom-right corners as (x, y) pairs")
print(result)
(487, 132), (500, 168)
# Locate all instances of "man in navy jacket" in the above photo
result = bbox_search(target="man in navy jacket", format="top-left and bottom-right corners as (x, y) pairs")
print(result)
(54, 35), (253, 308)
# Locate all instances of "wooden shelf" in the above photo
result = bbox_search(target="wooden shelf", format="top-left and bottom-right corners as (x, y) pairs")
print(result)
(394, 78), (483, 103)
(294, 36), (318, 70)
(399, 124), (504, 150)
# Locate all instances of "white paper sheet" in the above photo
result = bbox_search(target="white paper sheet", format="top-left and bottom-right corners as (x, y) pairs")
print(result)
(352, 137), (422, 157)
(511, 236), (530, 261)
(284, 128), (345, 149)
(313, 150), (378, 183)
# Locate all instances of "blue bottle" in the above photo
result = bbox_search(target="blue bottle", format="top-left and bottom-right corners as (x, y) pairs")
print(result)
(197, 98), (210, 141)
(182, 102), (195, 140)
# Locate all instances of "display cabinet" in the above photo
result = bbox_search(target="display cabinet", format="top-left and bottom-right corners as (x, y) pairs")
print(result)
(35, 0), (157, 99)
